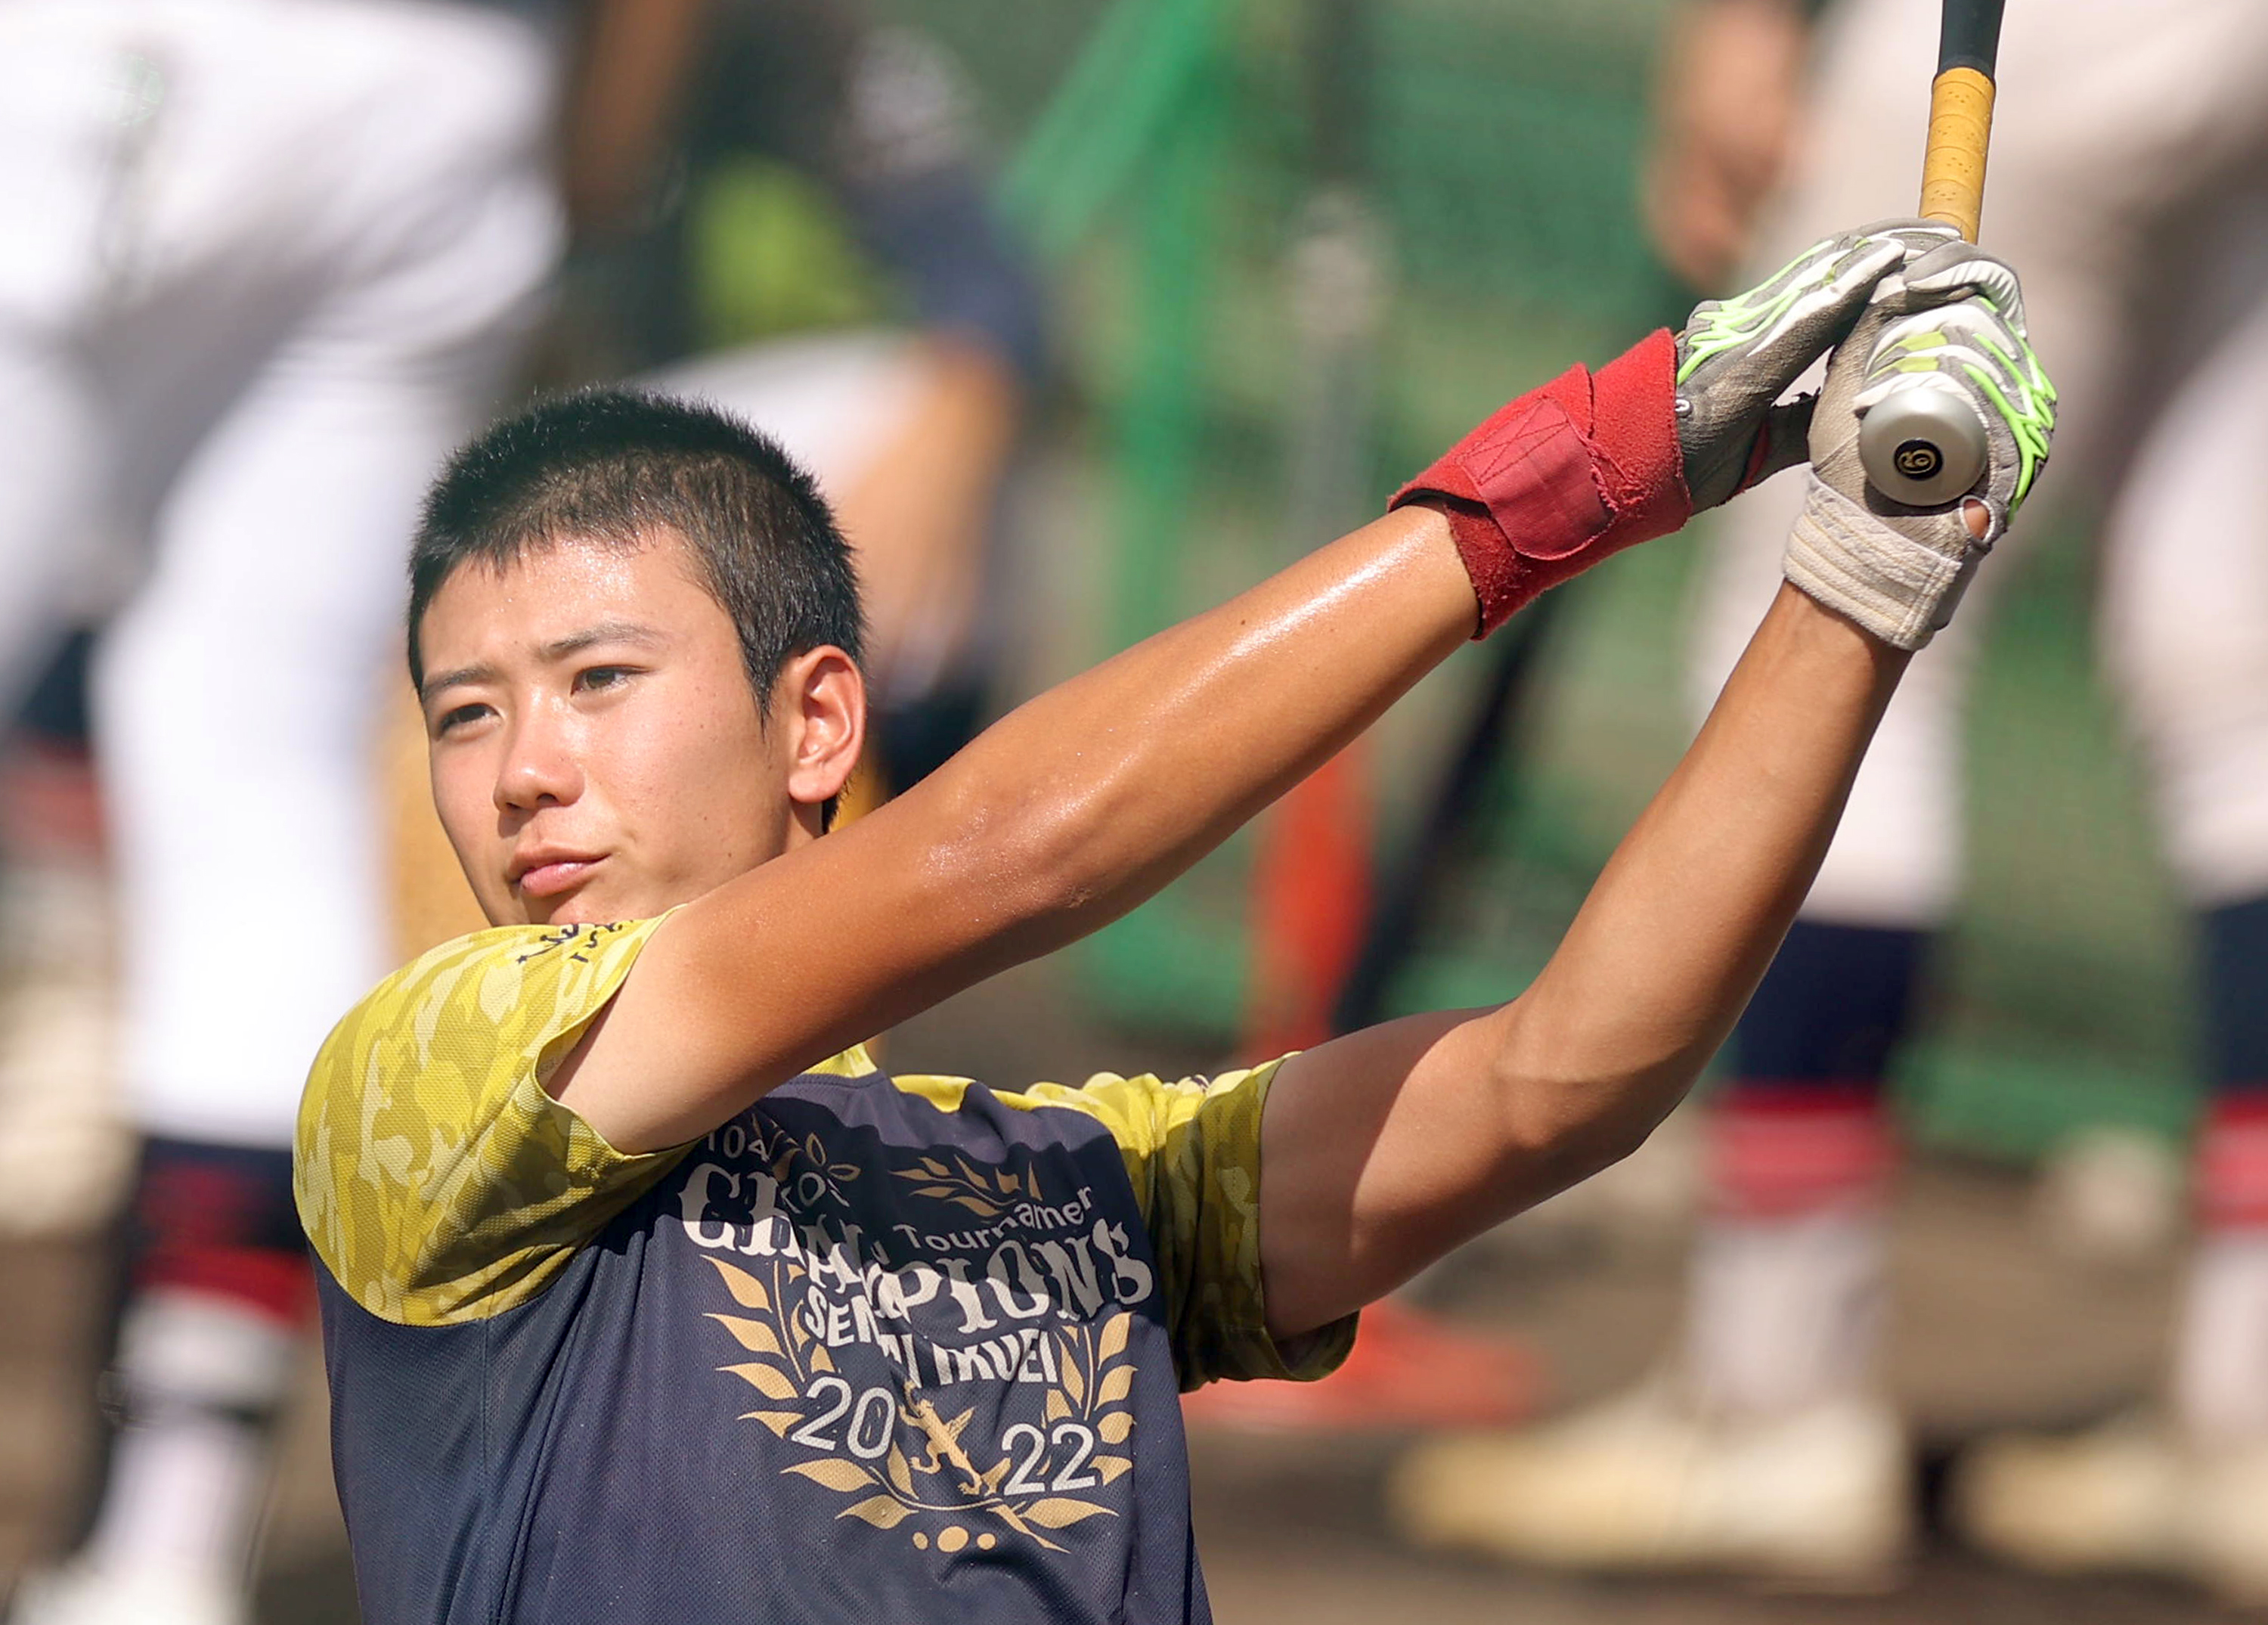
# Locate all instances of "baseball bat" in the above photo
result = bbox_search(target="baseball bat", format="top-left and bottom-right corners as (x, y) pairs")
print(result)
(1855, 0), (2005, 504)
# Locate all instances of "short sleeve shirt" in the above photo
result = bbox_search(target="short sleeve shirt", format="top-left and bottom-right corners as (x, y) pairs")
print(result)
(296, 920), (1355, 1625)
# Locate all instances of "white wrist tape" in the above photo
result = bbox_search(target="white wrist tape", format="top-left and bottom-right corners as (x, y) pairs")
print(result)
(1783, 474), (1975, 650)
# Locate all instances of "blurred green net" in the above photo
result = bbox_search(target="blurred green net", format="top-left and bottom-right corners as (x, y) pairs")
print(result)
(862, 0), (2196, 1159)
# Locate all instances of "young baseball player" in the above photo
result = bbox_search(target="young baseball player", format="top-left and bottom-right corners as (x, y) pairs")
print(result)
(297, 222), (2047, 1622)
(1394, 0), (2268, 1599)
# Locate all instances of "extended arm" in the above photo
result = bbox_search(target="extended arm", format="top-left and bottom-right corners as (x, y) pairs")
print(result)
(558, 227), (1941, 1152)
(1256, 582), (1901, 1334)
(1256, 241), (2056, 1336)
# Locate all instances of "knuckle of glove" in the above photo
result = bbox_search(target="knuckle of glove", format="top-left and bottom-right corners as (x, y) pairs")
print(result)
(1848, 216), (1962, 250)
(1867, 295), (2054, 517)
(1675, 220), (1948, 512)
(1786, 277), (2055, 652)
(1901, 243), (2029, 330)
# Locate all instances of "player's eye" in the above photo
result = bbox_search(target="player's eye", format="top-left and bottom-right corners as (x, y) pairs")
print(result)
(575, 665), (637, 694)
(435, 701), (492, 736)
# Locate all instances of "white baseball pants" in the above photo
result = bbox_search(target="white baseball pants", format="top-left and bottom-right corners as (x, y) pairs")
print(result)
(0, 0), (562, 1146)
(1690, 0), (2268, 922)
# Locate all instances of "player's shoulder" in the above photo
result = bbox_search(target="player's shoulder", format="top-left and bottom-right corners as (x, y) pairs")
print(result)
(922, 1060), (1287, 1158)
(296, 916), (670, 1178)
(296, 916), (678, 1322)
(316, 919), (659, 1077)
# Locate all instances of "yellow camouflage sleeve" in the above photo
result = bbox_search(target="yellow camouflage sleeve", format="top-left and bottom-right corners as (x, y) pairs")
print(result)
(293, 916), (690, 1327)
(1017, 1062), (1359, 1390)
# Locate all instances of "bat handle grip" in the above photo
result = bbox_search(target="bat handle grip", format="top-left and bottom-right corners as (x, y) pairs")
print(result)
(1919, 64), (1994, 243)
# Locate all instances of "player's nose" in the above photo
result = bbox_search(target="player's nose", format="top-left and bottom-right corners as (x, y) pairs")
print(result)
(491, 705), (584, 812)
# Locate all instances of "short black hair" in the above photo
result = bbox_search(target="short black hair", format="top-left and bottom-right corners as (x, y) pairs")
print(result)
(407, 389), (865, 703)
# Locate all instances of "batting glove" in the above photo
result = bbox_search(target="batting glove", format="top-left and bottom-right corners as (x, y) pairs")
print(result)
(1786, 241), (2057, 649)
(1390, 219), (1955, 639)
(1675, 219), (1958, 510)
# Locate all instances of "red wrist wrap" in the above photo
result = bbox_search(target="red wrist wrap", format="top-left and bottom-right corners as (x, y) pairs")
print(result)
(1390, 327), (1691, 637)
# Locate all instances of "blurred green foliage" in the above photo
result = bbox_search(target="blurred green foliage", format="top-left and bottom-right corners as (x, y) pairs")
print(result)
(689, 159), (891, 347)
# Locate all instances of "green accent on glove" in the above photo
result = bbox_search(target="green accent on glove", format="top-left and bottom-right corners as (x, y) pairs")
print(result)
(1675, 242), (1855, 386)
(1784, 240), (2059, 651)
(1670, 221), (1954, 513)
(1870, 293), (2056, 509)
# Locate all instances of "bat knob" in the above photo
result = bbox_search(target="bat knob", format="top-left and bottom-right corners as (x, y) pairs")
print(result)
(1857, 382), (1989, 507)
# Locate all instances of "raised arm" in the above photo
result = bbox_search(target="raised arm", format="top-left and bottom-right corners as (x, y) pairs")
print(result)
(558, 226), (1934, 1152)
(1256, 582), (1900, 1333)
(1256, 240), (2056, 1335)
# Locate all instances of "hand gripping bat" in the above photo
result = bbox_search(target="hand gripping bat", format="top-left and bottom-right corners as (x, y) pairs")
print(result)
(1855, 0), (2006, 505)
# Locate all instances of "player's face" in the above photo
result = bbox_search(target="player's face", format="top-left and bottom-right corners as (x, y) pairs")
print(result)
(417, 530), (813, 928)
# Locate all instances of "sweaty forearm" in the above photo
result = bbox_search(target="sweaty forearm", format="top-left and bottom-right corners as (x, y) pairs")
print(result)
(1482, 584), (1904, 1168)
(1427, 243), (2046, 1202)
(895, 504), (1473, 953)
(575, 262), (1931, 1150)
(1248, 246), (2045, 1332)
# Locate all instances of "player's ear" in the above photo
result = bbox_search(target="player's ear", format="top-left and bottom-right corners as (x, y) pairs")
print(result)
(775, 645), (866, 816)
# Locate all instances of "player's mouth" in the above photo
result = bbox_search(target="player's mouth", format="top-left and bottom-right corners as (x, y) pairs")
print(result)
(510, 850), (605, 899)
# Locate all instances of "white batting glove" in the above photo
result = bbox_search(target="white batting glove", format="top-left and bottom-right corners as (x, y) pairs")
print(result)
(1783, 240), (2056, 650)
(1675, 219), (1956, 511)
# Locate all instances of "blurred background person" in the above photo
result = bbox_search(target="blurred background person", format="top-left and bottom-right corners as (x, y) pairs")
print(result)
(0, 0), (567, 1618)
(569, 0), (1042, 799)
(1390, 0), (2268, 1602)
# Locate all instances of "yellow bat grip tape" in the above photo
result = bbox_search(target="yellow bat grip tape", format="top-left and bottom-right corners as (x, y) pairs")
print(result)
(1919, 65), (1994, 243)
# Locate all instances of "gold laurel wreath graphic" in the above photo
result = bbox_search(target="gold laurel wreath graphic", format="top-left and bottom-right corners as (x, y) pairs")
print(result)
(890, 1153), (1041, 1219)
(762, 1130), (864, 1206)
(703, 1256), (1134, 1551)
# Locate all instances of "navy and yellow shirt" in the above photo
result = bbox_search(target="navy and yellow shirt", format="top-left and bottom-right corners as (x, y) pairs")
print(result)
(295, 919), (1355, 1625)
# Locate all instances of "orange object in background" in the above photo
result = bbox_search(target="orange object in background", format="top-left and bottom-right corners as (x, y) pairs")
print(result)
(1180, 1298), (1541, 1433)
(1243, 746), (1372, 1059)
